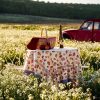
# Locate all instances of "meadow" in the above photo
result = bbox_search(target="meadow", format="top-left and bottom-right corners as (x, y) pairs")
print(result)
(0, 23), (100, 100)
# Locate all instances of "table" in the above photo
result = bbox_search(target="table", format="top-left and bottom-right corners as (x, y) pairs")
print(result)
(24, 47), (82, 83)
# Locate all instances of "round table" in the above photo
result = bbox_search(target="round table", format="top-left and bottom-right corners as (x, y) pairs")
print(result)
(24, 47), (82, 83)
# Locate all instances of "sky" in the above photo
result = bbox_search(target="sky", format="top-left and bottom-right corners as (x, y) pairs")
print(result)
(36, 0), (100, 4)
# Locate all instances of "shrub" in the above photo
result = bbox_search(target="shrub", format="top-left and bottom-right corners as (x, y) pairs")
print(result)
(0, 67), (92, 100)
(79, 69), (100, 98)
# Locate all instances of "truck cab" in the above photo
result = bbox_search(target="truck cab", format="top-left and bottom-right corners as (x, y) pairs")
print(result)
(63, 19), (100, 42)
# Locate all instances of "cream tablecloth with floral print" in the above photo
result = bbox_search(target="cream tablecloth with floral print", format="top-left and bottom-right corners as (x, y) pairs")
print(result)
(24, 47), (81, 83)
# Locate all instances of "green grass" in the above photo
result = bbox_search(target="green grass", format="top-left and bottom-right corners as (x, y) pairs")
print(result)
(0, 24), (100, 70)
(0, 14), (82, 24)
(0, 24), (100, 99)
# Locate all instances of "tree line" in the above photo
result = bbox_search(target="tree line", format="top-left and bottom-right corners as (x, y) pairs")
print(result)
(0, 0), (100, 19)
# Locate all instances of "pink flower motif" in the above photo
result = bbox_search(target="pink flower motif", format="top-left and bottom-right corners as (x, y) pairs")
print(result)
(69, 54), (72, 56)
(73, 52), (76, 56)
(61, 57), (65, 61)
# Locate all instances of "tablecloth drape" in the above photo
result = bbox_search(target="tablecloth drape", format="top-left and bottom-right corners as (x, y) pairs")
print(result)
(24, 47), (82, 83)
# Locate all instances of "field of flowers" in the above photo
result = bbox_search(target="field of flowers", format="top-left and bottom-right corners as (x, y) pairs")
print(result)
(0, 24), (100, 100)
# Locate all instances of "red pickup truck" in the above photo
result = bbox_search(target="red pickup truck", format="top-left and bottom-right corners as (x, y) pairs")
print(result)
(63, 19), (100, 42)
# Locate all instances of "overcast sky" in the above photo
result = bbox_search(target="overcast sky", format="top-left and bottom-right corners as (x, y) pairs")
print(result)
(36, 0), (100, 4)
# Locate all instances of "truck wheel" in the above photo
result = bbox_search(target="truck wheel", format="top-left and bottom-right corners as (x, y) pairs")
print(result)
(63, 34), (71, 39)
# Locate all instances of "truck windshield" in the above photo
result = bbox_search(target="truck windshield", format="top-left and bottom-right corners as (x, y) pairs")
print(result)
(80, 21), (93, 30)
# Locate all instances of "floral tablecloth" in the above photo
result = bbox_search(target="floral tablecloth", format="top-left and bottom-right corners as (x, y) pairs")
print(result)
(24, 47), (82, 83)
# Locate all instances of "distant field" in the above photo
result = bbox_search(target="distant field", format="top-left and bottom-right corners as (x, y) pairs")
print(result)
(0, 12), (100, 99)
(0, 23), (100, 69)
(0, 14), (82, 24)
(0, 23), (81, 31)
